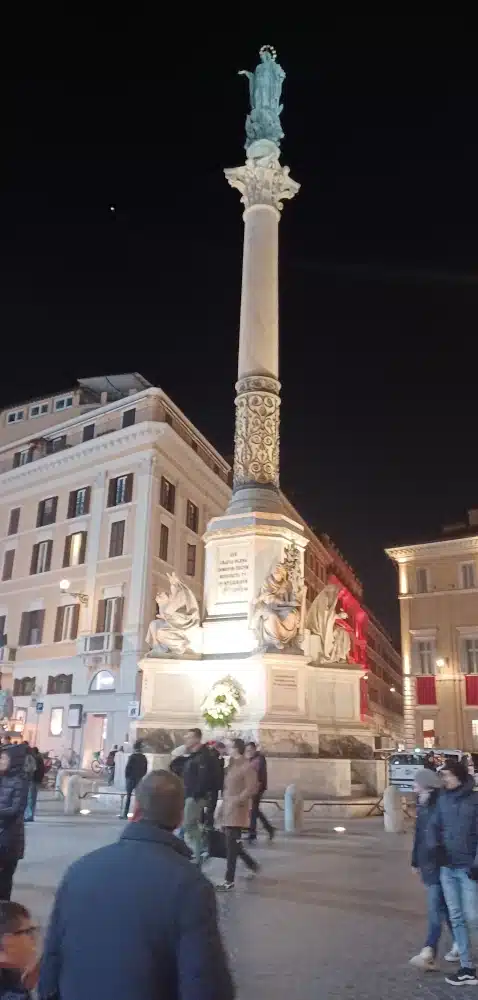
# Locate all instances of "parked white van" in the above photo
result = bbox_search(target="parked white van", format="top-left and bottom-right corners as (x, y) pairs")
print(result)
(388, 750), (465, 793)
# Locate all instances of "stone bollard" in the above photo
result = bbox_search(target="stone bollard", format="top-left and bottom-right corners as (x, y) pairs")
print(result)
(383, 785), (405, 833)
(284, 783), (304, 834)
(64, 774), (81, 816)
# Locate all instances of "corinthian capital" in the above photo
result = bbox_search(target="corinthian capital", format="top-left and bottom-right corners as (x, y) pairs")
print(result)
(225, 154), (300, 213)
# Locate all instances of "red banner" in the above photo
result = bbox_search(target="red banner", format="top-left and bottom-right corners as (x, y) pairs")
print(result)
(416, 676), (437, 706)
(466, 675), (478, 706)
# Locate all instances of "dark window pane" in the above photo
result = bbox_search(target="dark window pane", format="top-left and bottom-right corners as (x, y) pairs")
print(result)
(122, 408), (136, 428)
(160, 476), (175, 514)
(186, 543), (196, 577)
(159, 524), (169, 561)
(8, 508), (20, 535)
(82, 423), (95, 442)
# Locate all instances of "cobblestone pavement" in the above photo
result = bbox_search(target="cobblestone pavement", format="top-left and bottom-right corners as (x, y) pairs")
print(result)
(14, 805), (476, 999)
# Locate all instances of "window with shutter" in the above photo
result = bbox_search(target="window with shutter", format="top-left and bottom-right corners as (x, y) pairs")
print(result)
(113, 596), (124, 632)
(462, 563), (476, 589)
(107, 479), (116, 507)
(122, 408), (136, 428)
(68, 487), (89, 518)
(463, 638), (478, 674)
(71, 532), (85, 567)
(95, 599), (107, 633)
(70, 603), (80, 639)
(54, 606), (65, 643)
(37, 496), (58, 527)
(48, 674), (73, 695)
(63, 535), (72, 568)
(160, 477), (175, 513)
(186, 543), (196, 577)
(107, 474), (133, 507)
(109, 521), (125, 558)
(159, 523), (169, 561)
(7, 508), (20, 535)
(19, 610), (45, 646)
(102, 596), (123, 633)
(55, 605), (78, 642)
(29, 610), (44, 645)
(2, 550), (15, 582)
(186, 500), (199, 533)
(46, 436), (67, 455)
(14, 676), (36, 696)
(33, 540), (52, 574)
(30, 544), (38, 575)
(45, 539), (53, 572)
(18, 612), (29, 646)
(124, 473), (133, 503)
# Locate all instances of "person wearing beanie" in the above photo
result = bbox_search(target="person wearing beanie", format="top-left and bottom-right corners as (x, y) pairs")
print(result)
(410, 768), (458, 971)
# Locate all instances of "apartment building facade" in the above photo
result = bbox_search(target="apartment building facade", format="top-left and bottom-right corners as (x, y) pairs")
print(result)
(0, 374), (230, 762)
(386, 511), (478, 750)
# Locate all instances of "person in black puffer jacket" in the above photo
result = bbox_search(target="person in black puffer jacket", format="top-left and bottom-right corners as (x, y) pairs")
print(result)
(0, 745), (28, 900)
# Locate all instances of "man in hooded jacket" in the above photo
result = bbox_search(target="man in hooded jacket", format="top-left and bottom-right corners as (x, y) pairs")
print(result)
(0, 744), (28, 900)
(429, 758), (478, 985)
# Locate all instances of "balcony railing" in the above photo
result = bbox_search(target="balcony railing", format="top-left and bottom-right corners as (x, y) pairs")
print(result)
(80, 633), (123, 655)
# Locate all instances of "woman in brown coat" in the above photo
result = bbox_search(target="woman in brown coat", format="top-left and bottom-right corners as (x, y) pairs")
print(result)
(216, 738), (259, 891)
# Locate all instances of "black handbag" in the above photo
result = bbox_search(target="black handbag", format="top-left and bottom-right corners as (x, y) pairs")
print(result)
(207, 827), (227, 859)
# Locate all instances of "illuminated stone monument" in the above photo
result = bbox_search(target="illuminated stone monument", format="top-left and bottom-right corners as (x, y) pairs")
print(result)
(136, 47), (368, 756)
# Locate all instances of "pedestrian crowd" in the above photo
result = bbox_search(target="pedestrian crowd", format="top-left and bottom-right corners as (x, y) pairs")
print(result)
(0, 728), (276, 999)
(411, 757), (478, 986)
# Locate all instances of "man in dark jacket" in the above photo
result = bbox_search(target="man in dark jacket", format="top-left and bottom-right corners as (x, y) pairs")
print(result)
(0, 745), (28, 900)
(122, 740), (148, 818)
(182, 730), (218, 865)
(429, 759), (478, 985)
(39, 770), (234, 1000)
(409, 768), (457, 969)
(204, 743), (225, 831)
(245, 742), (275, 843)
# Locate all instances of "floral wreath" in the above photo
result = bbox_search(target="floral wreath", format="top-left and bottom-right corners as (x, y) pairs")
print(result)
(201, 676), (245, 729)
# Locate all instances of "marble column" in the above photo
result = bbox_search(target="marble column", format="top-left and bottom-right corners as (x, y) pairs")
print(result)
(225, 148), (299, 515)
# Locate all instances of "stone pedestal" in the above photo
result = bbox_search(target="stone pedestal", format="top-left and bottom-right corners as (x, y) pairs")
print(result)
(134, 648), (372, 756)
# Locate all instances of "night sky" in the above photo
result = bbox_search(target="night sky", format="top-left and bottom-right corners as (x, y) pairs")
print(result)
(2, 19), (478, 640)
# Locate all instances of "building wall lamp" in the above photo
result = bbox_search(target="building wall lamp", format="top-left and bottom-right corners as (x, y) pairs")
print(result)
(60, 579), (89, 606)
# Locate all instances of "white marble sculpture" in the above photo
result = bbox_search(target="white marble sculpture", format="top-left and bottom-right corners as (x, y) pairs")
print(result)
(252, 548), (306, 651)
(306, 584), (351, 663)
(145, 572), (200, 656)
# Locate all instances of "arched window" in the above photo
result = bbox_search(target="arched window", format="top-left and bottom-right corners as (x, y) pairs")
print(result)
(89, 670), (115, 692)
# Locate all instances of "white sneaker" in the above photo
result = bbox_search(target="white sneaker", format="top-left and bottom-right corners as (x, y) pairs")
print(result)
(410, 946), (437, 970)
(445, 944), (461, 963)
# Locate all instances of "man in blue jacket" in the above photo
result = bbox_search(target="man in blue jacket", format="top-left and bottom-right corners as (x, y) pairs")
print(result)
(39, 770), (234, 1000)
(410, 767), (457, 969)
(430, 758), (478, 986)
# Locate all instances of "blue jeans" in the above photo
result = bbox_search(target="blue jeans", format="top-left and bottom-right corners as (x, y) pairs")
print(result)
(441, 867), (478, 967)
(183, 797), (206, 865)
(425, 883), (452, 952)
(24, 782), (38, 822)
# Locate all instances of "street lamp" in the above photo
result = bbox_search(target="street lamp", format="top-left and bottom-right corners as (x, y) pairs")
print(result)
(390, 686), (396, 693)
(436, 658), (446, 669)
(59, 579), (89, 606)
